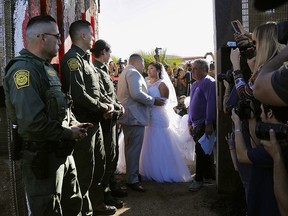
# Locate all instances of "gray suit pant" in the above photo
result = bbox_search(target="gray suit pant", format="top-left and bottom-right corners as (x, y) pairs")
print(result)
(122, 125), (145, 184)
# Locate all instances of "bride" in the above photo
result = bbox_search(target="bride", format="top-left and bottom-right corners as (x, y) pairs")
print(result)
(116, 62), (194, 182)
(138, 62), (193, 182)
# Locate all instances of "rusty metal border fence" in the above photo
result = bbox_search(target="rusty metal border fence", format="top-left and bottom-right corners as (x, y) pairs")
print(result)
(2, 0), (27, 215)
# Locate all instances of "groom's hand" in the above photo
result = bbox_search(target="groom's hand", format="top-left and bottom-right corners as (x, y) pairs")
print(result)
(154, 97), (165, 106)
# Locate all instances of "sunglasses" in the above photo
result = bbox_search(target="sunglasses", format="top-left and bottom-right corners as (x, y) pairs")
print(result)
(43, 33), (61, 40)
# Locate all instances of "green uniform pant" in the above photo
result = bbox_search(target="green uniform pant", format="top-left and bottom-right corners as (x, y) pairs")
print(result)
(21, 152), (82, 216)
(100, 119), (117, 199)
(73, 123), (105, 213)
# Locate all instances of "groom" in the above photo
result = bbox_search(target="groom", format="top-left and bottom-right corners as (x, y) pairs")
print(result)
(117, 53), (164, 192)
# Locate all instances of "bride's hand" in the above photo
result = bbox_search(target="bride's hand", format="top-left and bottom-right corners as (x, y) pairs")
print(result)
(154, 97), (166, 106)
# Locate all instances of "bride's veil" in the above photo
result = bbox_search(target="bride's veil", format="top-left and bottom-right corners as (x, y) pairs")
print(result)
(160, 65), (178, 108)
(159, 64), (181, 128)
(159, 64), (195, 161)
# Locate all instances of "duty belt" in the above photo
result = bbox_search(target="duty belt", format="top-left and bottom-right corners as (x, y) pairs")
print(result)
(22, 141), (52, 152)
(22, 140), (73, 153)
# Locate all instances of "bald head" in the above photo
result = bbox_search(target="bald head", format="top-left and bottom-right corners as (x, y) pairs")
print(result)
(26, 15), (57, 44)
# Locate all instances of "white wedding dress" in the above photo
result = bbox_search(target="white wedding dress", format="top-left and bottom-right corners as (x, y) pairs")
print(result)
(139, 79), (192, 182)
(116, 78), (195, 182)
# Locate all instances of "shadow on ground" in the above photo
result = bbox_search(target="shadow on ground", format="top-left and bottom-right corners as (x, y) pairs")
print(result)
(113, 173), (246, 216)
(0, 158), (246, 216)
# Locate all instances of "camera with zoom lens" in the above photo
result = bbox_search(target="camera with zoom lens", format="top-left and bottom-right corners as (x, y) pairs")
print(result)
(217, 69), (234, 84)
(218, 45), (253, 85)
(234, 99), (252, 120)
(240, 47), (256, 60)
(255, 122), (288, 140)
(226, 98), (252, 120)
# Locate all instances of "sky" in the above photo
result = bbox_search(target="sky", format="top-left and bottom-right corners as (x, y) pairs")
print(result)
(98, 0), (215, 60)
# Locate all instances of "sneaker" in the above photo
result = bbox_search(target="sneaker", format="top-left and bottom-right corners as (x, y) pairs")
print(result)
(189, 180), (203, 192)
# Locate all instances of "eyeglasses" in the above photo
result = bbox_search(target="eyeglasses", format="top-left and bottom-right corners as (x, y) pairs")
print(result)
(43, 33), (61, 40)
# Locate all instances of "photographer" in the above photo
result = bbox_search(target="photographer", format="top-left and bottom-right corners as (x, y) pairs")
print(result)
(223, 80), (252, 204)
(108, 60), (116, 78)
(261, 129), (288, 216)
(220, 22), (284, 207)
(230, 22), (284, 101)
(254, 47), (288, 106)
(229, 22), (285, 147)
(183, 62), (194, 96)
(252, 21), (288, 106)
(114, 58), (126, 77)
(230, 103), (288, 216)
(175, 67), (186, 97)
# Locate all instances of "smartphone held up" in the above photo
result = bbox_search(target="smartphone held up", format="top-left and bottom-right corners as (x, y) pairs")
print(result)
(231, 20), (241, 34)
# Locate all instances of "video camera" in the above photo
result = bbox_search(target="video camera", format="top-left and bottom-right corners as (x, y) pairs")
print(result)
(117, 58), (126, 65)
(155, 47), (162, 56)
(255, 122), (288, 140)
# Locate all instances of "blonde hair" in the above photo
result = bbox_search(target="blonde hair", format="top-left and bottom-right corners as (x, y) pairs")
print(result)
(253, 22), (284, 74)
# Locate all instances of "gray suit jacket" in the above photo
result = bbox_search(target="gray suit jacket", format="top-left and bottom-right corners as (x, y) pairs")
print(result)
(117, 65), (154, 126)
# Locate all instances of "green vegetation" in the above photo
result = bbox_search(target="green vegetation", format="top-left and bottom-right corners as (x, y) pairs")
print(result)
(111, 48), (183, 71)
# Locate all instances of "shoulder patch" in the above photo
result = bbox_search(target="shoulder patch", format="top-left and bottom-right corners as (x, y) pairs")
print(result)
(67, 58), (79, 71)
(13, 70), (30, 89)
(47, 69), (57, 76)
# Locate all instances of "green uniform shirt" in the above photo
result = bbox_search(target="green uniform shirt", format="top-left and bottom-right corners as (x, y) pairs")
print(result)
(93, 60), (122, 110)
(60, 45), (109, 122)
(3, 49), (73, 141)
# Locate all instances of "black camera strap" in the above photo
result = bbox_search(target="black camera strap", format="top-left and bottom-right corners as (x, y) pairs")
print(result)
(242, 120), (258, 147)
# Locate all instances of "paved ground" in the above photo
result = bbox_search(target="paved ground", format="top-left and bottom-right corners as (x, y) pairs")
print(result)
(0, 158), (246, 216)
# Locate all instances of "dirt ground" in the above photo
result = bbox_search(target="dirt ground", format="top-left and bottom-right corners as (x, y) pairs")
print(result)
(0, 157), (246, 216)
(113, 174), (246, 216)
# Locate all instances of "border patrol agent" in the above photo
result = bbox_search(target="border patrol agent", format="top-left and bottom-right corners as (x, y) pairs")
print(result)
(3, 15), (88, 216)
(60, 20), (116, 216)
(91, 39), (126, 208)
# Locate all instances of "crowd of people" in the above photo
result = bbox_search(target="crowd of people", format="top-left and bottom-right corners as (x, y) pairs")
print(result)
(222, 19), (288, 216)
(3, 7), (288, 216)
(3, 15), (216, 215)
